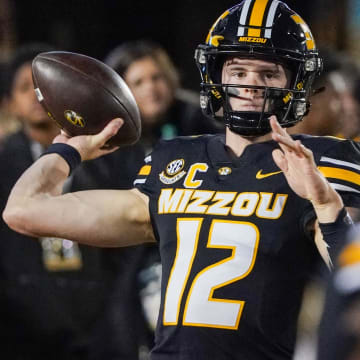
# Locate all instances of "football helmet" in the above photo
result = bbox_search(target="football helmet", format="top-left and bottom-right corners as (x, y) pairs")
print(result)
(195, 0), (322, 136)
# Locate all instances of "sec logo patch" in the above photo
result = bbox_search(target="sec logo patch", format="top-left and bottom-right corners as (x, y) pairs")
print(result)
(166, 159), (185, 176)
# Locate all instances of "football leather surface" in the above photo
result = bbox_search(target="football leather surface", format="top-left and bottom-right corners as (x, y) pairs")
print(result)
(32, 51), (141, 147)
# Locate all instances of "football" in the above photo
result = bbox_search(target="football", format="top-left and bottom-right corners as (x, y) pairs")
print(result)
(32, 51), (141, 147)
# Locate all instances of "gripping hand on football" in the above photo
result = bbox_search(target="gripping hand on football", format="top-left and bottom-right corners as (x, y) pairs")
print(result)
(53, 118), (124, 161)
(270, 116), (343, 223)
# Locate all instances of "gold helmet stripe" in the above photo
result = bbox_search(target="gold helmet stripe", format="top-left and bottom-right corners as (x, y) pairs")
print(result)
(248, 0), (269, 37)
(291, 14), (315, 50)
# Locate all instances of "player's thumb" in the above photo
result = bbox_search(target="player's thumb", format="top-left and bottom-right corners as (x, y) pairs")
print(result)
(94, 118), (124, 146)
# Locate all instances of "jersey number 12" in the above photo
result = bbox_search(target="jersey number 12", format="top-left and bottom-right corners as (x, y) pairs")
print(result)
(163, 218), (259, 329)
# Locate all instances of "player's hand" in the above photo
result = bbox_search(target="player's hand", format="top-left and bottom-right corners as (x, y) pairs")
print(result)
(53, 118), (124, 161)
(270, 116), (342, 212)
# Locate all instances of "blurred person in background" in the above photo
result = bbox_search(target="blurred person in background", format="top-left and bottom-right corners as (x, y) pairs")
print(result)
(0, 42), (148, 360)
(0, 61), (21, 146)
(289, 48), (352, 137)
(105, 39), (224, 154)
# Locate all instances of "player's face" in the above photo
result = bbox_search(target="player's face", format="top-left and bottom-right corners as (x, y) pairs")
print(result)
(221, 58), (290, 112)
(8, 63), (59, 146)
(123, 56), (173, 126)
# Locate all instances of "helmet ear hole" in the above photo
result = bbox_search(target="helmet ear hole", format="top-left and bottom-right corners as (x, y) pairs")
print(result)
(210, 55), (226, 84)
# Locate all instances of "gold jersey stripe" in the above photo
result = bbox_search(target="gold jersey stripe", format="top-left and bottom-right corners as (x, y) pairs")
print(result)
(318, 166), (360, 186)
(339, 243), (360, 267)
(248, 0), (269, 37)
(138, 165), (151, 176)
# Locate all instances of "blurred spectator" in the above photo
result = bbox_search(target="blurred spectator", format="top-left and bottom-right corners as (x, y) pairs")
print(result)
(0, 42), (148, 359)
(0, 61), (21, 145)
(104, 39), (224, 154)
(317, 223), (360, 360)
(290, 48), (346, 136)
(290, 48), (360, 139)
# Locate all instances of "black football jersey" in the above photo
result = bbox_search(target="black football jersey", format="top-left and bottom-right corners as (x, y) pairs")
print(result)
(134, 134), (360, 360)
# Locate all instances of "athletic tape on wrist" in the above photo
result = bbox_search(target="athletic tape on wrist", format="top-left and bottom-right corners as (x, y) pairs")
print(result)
(318, 207), (354, 263)
(41, 143), (81, 175)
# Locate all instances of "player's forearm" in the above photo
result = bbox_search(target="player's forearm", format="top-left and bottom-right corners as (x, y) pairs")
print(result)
(2, 154), (70, 235)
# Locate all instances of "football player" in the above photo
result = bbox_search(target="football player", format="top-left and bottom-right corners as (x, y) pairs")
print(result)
(3, 1), (360, 359)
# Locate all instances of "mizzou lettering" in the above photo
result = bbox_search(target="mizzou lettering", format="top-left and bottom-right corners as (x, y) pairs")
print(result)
(158, 189), (288, 220)
(238, 37), (267, 44)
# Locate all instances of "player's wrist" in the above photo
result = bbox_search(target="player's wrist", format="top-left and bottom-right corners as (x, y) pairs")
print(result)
(41, 143), (82, 175)
(311, 189), (344, 223)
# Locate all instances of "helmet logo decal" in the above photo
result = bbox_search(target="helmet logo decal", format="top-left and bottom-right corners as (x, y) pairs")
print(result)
(210, 35), (224, 47)
(291, 14), (315, 50)
(206, 10), (230, 45)
(237, 0), (280, 39)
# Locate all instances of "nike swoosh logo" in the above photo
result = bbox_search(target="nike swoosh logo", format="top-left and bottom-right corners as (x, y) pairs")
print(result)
(256, 169), (282, 179)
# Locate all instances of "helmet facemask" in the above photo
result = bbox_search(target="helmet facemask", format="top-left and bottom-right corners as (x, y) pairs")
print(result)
(195, 1), (322, 136)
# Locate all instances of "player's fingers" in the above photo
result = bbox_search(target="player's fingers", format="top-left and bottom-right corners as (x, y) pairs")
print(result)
(53, 130), (71, 144)
(272, 132), (298, 153)
(270, 116), (289, 138)
(97, 145), (120, 156)
(299, 142), (314, 159)
(270, 117), (298, 153)
(93, 118), (124, 146)
(272, 149), (288, 173)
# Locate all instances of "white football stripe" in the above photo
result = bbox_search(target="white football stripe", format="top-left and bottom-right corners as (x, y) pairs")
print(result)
(237, 0), (253, 36)
(133, 179), (146, 185)
(145, 155), (152, 163)
(330, 183), (360, 194)
(264, 0), (280, 38)
(320, 156), (360, 171)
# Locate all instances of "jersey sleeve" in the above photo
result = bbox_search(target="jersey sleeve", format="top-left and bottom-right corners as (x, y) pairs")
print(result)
(318, 140), (360, 208)
(133, 140), (166, 197)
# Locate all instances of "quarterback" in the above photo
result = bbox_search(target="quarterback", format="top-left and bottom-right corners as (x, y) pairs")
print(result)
(3, 1), (360, 359)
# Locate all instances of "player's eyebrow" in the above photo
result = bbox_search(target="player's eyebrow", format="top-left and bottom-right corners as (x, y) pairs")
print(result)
(226, 63), (281, 73)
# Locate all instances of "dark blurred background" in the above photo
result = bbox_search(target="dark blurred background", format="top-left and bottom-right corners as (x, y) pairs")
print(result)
(1, 0), (360, 91)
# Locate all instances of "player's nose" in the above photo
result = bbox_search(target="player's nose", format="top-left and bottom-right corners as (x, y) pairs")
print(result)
(244, 74), (263, 94)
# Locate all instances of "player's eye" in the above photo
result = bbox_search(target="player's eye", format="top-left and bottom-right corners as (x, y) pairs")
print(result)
(264, 71), (280, 80)
(231, 71), (246, 78)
